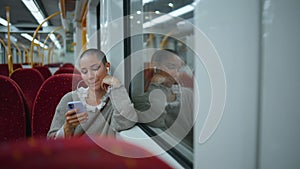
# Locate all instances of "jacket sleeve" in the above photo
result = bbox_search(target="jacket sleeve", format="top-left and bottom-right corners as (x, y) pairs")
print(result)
(47, 92), (73, 139)
(132, 83), (171, 128)
(109, 86), (138, 131)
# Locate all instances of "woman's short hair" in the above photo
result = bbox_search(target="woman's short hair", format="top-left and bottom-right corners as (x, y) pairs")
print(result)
(151, 49), (180, 63)
(78, 48), (107, 65)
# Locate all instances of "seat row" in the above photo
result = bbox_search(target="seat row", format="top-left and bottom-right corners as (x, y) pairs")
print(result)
(0, 64), (83, 143)
(0, 63), (80, 77)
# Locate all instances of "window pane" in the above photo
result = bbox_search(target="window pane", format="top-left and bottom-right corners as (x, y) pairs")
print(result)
(128, 0), (195, 160)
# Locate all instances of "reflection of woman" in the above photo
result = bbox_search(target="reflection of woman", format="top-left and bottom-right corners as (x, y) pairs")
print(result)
(133, 49), (193, 146)
(48, 49), (137, 139)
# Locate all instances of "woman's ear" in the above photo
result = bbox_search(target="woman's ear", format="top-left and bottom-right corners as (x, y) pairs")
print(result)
(105, 62), (111, 74)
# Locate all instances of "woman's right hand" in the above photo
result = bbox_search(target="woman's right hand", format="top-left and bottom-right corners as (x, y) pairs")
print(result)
(63, 109), (88, 137)
(151, 73), (176, 88)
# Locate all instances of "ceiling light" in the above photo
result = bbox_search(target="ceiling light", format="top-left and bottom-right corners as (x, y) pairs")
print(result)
(143, 15), (172, 28)
(31, 11), (47, 26)
(0, 17), (9, 26)
(22, 0), (39, 12)
(168, 3), (174, 8)
(54, 41), (61, 49)
(21, 0), (48, 27)
(142, 0), (154, 5)
(49, 33), (61, 49)
(137, 10), (142, 15)
(21, 33), (33, 41)
(155, 10), (160, 14)
(21, 33), (48, 49)
(169, 4), (194, 17)
(143, 3), (195, 28)
(40, 43), (48, 49)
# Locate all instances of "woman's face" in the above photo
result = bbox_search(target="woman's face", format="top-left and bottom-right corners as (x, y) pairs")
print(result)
(79, 54), (107, 91)
(157, 54), (184, 83)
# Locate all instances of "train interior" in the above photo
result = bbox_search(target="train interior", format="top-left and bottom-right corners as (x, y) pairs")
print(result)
(0, 0), (300, 169)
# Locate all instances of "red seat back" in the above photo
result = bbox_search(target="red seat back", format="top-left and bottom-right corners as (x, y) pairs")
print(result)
(0, 64), (9, 76)
(34, 66), (52, 80)
(44, 62), (63, 68)
(62, 63), (74, 68)
(10, 68), (44, 114)
(0, 136), (171, 169)
(0, 75), (27, 143)
(13, 64), (22, 70)
(31, 74), (83, 137)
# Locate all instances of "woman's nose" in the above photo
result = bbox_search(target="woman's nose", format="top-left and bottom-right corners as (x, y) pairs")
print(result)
(87, 70), (95, 79)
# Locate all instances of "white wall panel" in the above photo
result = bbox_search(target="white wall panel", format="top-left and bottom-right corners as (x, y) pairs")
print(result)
(194, 0), (260, 168)
(259, 0), (300, 168)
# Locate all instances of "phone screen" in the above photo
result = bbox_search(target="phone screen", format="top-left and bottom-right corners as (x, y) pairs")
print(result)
(67, 101), (86, 113)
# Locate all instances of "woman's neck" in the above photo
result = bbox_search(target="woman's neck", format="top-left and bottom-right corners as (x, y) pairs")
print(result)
(86, 89), (106, 106)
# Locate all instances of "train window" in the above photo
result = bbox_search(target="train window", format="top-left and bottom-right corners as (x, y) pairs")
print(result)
(0, 44), (5, 63)
(126, 0), (195, 168)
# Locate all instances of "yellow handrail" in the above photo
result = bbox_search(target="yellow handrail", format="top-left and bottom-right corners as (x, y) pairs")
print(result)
(6, 6), (13, 75)
(59, 0), (66, 19)
(160, 30), (175, 49)
(29, 11), (61, 67)
(0, 39), (7, 52)
(42, 26), (63, 65)
(81, 2), (88, 51)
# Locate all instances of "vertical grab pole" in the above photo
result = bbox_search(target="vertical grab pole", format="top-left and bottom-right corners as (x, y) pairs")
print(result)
(6, 6), (13, 75)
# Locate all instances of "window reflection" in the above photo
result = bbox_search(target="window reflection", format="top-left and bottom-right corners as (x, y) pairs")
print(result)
(129, 0), (195, 160)
(132, 49), (194, 147)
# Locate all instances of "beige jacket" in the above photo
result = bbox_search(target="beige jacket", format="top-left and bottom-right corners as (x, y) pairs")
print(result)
(47, 86), (137, 139)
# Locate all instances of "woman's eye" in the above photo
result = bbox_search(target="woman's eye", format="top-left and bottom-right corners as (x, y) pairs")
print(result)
(91, 65), (101, 71)
(81, 69), (88, 74)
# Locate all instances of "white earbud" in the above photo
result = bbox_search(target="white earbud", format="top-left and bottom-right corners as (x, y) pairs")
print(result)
(106, 67), (110, 74)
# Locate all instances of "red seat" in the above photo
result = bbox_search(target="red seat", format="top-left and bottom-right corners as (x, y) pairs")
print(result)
(0, 75), (27, 143)
(34, 66), (52, 80)
(0, 64), (9, 76)
(31, 74), (83, 137)
(10, 68), (45, 115)
(62, 63), (74, 68)
(44, 62), (63, 68)
(13, 64), (22, 70)
(0, 64), (23, 77)
(0, 136), (171, 169)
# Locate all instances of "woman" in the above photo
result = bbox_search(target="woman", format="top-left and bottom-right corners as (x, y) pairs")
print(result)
(47, 49), (137, 139)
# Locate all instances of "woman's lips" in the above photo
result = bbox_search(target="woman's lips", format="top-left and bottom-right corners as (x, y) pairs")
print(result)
(88, 80), (99, 87)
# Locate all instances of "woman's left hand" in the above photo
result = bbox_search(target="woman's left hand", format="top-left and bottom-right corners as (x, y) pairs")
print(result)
(101, 75), (121, 91)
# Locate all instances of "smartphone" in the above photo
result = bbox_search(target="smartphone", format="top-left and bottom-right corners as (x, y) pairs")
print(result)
(67, 101), (86, 114)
